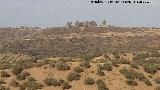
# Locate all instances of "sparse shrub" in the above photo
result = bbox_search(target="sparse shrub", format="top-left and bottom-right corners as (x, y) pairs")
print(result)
(133, 53), (150, 61)
(142, 78), (152, 86)
(96, 68), (105, 76)
(154, 76), (160, 83)
(0, 71), (10, 78)
(96, 79), (109, 90)
(80, 61), (91, 68)
(16, 74), (26, 81)
(74, 67), (84, 73)
(125, 79), (138, 86)
(0, 79), (6, 84)
(11, 65), (24, 75)
(143, 64), (157, 74)
(135, 73), (145, 80)
(9, 79), (19, 87)
(102, 62), (113, 71)
(119, 59), (130, 64)
(61, 81), (72, 90)
(120, 67), (145, 80)
(22, 62), (34, 69)
(56, 62), (70, 71)
(27, 77), (37, 82)
(130, 62), (139, 69)
(67, 72), (81, 82)
(43, 77), (60, 86)
(111, 59), (119, 67)
(22, 80), (44, 90)
(84, 77), (95, 85)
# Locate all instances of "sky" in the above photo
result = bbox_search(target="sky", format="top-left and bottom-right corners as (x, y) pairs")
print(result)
(0, 0), (160, 27)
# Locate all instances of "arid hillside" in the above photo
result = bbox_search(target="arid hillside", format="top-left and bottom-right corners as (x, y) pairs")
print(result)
(0, 26), (160, 90)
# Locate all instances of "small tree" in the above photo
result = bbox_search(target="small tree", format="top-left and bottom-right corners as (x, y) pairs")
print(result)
(66, 22), (72, 28)
(102, 20), (107, 26)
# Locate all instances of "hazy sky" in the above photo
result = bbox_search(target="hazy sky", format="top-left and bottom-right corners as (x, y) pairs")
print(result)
(0, 0), (160, 27)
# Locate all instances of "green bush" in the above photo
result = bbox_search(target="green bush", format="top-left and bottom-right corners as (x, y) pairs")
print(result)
(56, 62), (70, 71)
(22, 80), (44, 90)
(125, 79), (138, 86)
(96, 68), (105, 76)
(0, 71), (10, 78)
(16, 74), (26, 81)
(84, 77), (95, 85)
(102, 62), (113, 71)
(143, 64), (157, 74)
(74, 67), (84, 73)
(67, 72), (81, 82)
(9, 79), (19, 87)
(130, 62), (139, 69)
(133, 53), (150, 61)
(43, 77), (60, 86)
(111, 59), (119, 67)
(11, 65), (24, 75)
(96, 79), (109, 90)
(119, 59), (130, 64)
(119, 67), (145, 80)
(135, 73), (145, 80)
(27, 77), (37, 82)
(22, 62), (34, 69)
(80, 61), (91, 68)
